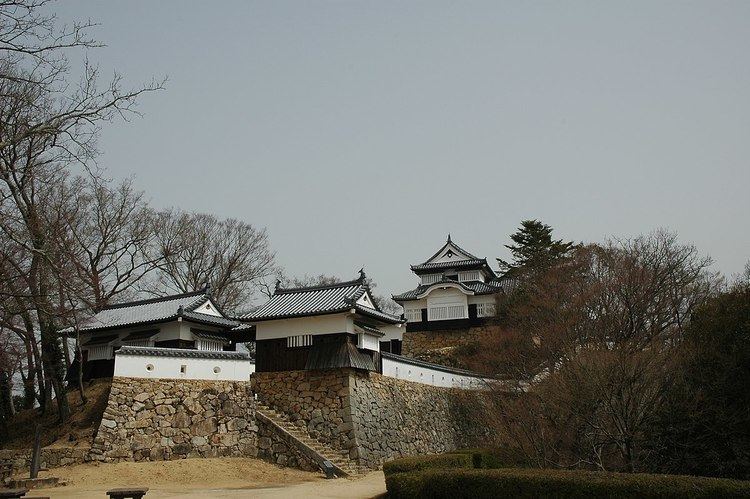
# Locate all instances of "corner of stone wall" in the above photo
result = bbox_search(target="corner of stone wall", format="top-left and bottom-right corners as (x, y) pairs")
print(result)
(344, 370), (488, 469)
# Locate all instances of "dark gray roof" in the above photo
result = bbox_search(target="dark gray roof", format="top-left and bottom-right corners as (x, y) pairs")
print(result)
(419, 236), (481, 264)
(116, 345), (251, 360)
(410, 258), (489, 272)
(354, 322), (385, 337)
(121, 329), (159, 341)
(410, 237), (496, 277)
(181, 310), (239, 328)
(64, 289), (239, 333)
(241, 276), (403, 324)
(305, 340), (376, 371)
(353, 304), (403, 324)
(392, 278), (507, 301)
(191, 330), (229, 342)
(82, 334), (119, 346)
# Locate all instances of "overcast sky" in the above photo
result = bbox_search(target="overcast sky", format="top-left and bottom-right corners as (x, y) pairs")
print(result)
(56, 1), (749, 300)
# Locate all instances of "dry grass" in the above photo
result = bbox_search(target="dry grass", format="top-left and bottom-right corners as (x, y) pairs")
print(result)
(1, 378), (111, 449)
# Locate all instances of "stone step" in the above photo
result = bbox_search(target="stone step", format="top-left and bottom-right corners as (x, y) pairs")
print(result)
(256, 407), (364, 477)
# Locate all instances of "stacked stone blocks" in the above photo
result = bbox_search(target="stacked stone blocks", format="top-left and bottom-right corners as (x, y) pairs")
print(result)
(89, 378), (258, 463)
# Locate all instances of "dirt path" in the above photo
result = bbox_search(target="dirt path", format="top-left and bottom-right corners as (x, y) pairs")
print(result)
(26, 458), (386, 499)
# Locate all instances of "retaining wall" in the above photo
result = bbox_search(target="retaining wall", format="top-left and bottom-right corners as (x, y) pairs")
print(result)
(0, 447), (88, 474)
(251, 370), (353, 455)
(402, 326), (498, 359)
(252, 369), (486, 469)
(8, 370), (487, 473)
(89, 377), (257, 463)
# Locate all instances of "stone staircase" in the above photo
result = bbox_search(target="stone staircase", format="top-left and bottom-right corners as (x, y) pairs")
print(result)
(256, 405), (368, 477)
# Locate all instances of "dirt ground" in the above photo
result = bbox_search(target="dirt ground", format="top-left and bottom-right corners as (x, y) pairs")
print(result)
(23, 457), (387, 499)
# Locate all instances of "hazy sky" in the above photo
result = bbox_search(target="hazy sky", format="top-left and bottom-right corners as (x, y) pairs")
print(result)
(56, 1), (749, 300)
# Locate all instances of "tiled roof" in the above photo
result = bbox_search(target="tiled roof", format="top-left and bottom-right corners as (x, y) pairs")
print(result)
(392, 279), (507, 301)
(66, 289), (239, 333)
(354, 321), (385, 337)
(241, 276), (403, 324)
(191, 330), (229, 342)
(116, 345), (251, 361)
(354, 304), (403, 324)
(82, 334), (119, 346)
(181, 311), (239, 328)
(419, 235), (481, 264)
(410, 258), (488, 272)
(121, 329), (159, 341)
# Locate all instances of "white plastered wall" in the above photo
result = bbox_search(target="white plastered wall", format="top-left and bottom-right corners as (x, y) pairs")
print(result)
(114, 352), (255, 381)
(252, 313), (352, 340)
(79, 319), (229, 360)
(381, 356), (485, 389)
(378, 323), (405, 342)
(191, 299), (223, 317)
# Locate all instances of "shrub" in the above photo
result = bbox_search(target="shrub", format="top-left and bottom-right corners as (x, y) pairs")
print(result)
(453, 447), (530, 469)
(384, 448), (529, 477)
(385, 467), (750, 499)
(382, 453), (472, 476)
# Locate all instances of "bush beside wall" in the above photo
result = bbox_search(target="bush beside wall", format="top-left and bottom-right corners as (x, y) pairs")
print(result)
(384, 453), (750, 499)
(386, 468), (750, 499)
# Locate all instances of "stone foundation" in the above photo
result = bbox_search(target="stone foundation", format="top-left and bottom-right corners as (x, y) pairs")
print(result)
(26, 369), (490, 472)
(0, 447), (88, 475)
(402, 325), (501, 364)
(89, 378), (257, 463)
(252, 369), (487, 469)
(256, 415), (320, 471)
(349, 370), (486, 468)
(251, 370), (353, 455)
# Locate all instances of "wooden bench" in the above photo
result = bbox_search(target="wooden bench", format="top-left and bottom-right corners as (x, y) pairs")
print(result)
(0, 488), (28, 499)
(106, 487), (148, 499)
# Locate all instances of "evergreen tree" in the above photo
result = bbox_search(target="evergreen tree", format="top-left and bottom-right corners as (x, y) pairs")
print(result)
(498, 220), (575, 276)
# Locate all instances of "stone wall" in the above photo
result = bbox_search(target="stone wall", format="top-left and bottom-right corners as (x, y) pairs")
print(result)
(256, 415), (319, 471)
(402, 325), (499, 366)
(89, 377), (257, 463)
(0, 447), (88, 474)
(66, 369), (487, 472)
(348, 370), (485, 468)
(251, 370), (354, 456)
(252, 369), (486, 469)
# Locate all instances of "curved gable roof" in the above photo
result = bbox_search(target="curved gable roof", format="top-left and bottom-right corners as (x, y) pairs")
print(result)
(418, 235), (481, 266)
(64, 289), (239, 333)
(242, 274), (403, 324)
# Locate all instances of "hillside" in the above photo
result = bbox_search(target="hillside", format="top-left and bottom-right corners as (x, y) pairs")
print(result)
(1, 378), (111, 450)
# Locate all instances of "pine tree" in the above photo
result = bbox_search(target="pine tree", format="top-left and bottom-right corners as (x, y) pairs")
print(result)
(498, 220), (575, 277)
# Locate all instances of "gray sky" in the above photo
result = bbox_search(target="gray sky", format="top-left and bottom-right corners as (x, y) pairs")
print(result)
(58, 1), (749, 299)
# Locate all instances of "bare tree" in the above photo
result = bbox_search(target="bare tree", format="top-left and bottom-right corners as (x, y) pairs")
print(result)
(0, 0), (163, 421)
(472, 231), (719, 473)
(0, 325), (22, 435)
(153, 210), (277, 314)
(57, 176), (165, 311)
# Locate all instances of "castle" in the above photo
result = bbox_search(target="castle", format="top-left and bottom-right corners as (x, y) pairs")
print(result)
(66, 236), (509, 386)
(34, 237), (513, 474)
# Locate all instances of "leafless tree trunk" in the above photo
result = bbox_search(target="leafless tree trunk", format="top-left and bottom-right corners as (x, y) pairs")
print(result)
(0, 0), (163, 421)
